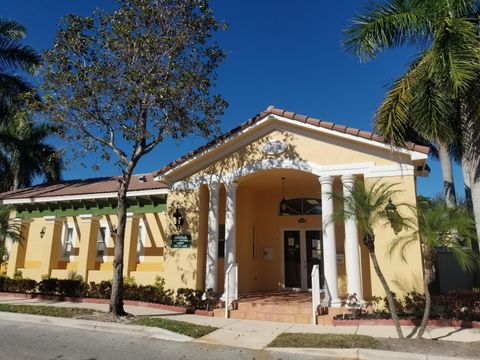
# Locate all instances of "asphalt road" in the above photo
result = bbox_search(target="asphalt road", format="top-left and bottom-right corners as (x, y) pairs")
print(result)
(0, 319), (331, 360)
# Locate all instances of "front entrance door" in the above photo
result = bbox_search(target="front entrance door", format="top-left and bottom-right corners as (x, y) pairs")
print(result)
(283, 229), (323, 290)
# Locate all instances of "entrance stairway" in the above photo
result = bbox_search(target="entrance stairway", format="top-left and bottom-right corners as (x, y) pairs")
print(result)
(214, 291), (345, 325)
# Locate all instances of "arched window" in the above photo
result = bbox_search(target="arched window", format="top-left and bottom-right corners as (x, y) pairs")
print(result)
(279, 198), (321, 216)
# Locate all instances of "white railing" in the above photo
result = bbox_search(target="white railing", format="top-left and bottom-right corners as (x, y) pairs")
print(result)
(224, 263), (238, 319)
(311, 264), (320, 325)
(311, 265), (331, 325)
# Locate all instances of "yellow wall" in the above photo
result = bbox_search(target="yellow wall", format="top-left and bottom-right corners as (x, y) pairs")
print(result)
(364, 175), (423, 297)
(13, 212), (168, 284)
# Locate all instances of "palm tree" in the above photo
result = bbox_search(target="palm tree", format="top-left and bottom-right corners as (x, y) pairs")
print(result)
(343, 1), (480, 212)
(0, 117), (63, 192)
(390, 198), (479, 338)
(0, 18), (41, 120)
(330, 179), (408, 339)
(0, 205), (22, 271)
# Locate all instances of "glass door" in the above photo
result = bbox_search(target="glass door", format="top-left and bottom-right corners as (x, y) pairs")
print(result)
(284, 230), (301, 288)
(305, 230), (324, 288)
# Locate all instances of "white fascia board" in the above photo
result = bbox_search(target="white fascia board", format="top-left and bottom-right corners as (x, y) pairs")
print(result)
(155, 114), (428, 182)
(0, 188), (168, 206)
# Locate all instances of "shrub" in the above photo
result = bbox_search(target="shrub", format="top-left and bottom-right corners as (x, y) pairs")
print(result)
(403, 291), (425, 319)
(437, 289), (480, 321)
(12, 270), (22, 280)
(382, 292), (405, 316)
(346, 293), (367, 318)
(85, 281), (111, 299)
(175, 288), (203, 309)
(203, 288), (221, 311)
(37, 278), (86, 297)
(1, 277), (37, 293)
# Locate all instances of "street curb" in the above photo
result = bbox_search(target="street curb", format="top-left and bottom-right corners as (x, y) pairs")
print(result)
(0, 312), (193, 343)
(266, 347), (476, 360)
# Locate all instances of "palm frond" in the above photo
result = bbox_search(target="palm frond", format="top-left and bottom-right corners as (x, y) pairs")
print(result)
(430, 17), (480, 95)
(329, 179), (407, 238)
(0, 19), (26, 40)
(343, 0), (432, 61)
(390, 199), (480, 270)
(0, 39), (42, 74)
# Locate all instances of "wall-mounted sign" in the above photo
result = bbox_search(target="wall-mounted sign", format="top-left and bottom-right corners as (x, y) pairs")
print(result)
(262, 140), (287, 156)
(170, 234), (192, 248)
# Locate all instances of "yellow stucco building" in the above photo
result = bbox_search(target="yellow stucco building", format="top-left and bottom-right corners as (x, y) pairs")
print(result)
(0, 106), (429, 308)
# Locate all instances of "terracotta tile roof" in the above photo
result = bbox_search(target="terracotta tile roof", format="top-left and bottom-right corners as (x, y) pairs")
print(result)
(155, 106), (430, 177)
(0, 173), (166, 201)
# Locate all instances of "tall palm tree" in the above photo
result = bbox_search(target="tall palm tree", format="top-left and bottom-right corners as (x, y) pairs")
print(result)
(330, 179), (408, 339)
(343, 1), (480, 212)
(0, 18), (41, 120)
(390, 198), (479, 338)
(0, 117), (63, 192)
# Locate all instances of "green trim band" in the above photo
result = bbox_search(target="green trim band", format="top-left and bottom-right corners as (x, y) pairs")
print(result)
(17, 203), (166, 218)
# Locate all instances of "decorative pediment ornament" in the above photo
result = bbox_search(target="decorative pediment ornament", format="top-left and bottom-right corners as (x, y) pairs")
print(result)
(262, 140), (287, 156)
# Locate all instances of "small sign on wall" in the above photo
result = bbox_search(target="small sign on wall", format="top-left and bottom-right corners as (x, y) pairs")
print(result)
(170, 234), (192, 248)
(336, 254), (345, 264)
(264, 247), (273, 261)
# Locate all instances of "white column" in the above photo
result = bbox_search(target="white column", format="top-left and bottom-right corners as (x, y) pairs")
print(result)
(342, 174), (363, 301)
(224, 182), (238, 296)
(205, 182), (220, 291)
(320, 175), (341, 307)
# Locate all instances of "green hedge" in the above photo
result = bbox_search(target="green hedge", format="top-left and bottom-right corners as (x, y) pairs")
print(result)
(0, 275), (220, 311)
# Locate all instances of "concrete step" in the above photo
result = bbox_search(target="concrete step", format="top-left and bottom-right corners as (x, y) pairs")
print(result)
(229, 309), (313, 323)
(216, 304), (342, 325)
(236, 302), (312, 315)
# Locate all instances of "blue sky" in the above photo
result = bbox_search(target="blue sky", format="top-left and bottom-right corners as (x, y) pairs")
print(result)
(2, 1), (461, 197)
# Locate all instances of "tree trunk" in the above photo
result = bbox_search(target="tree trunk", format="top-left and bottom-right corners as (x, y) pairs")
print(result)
(438, 143), (456, 208)
(461, 114), (480, 243)
(462, 159), (473, 215)
(368, 246), (404, 339)
(417, 248), (433, 339)
(109, 173), (133, 318)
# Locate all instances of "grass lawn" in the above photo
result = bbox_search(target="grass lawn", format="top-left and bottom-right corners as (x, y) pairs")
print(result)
(134, 317), (218, 338)
(268, 333), (377, 349)
(0, 303), (95, 318)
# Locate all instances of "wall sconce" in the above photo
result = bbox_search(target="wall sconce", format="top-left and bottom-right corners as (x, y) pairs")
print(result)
(279, 177), (288, 215)
(173, 207), (184, 231)
(298, 217), (307, 224)
(385, 198), (402, 234)
(40, 226), (46, 239)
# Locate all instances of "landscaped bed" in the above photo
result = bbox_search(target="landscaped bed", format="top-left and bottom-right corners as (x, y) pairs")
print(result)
(268, 333), (480, 359)
(0, 303), (217, 338)
(0, 303), (95, 318)
(331, 290), (480, 328)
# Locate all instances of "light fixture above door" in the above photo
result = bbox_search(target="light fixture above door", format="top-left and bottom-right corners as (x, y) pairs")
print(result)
(279, 177), (288, 215)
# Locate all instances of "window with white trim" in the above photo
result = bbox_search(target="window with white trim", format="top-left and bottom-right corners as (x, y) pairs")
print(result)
(61, 223), (76, 260)
(97, 225), (107, 259)
(136, 219), (146, 261)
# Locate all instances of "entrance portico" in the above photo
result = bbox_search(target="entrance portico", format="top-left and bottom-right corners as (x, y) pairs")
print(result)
(202, 168), (368, 307)
(157, 106), (428, 305)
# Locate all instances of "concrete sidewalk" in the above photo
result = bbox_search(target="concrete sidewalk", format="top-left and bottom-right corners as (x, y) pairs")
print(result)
(1, 295), (480, 353)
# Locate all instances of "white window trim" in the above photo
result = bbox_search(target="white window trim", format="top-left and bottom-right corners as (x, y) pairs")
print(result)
(137, 218), (146, 262)
(61, 222), (77, 262)
(96, 221), (110, 262)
